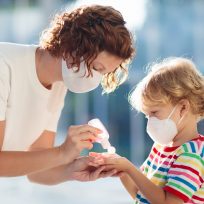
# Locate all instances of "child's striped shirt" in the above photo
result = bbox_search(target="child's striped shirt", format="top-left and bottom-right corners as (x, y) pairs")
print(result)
(135, 135), (204, 204)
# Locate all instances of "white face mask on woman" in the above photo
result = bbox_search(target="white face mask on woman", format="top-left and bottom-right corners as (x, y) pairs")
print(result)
(146, 105), (184, 146)
(62, 60), (102, 93)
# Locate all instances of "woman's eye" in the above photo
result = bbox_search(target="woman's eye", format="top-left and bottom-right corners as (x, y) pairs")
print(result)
(93, 67), (103, 73)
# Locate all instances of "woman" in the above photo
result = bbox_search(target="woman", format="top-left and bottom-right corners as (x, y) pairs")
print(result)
(0, 5), (134, 185)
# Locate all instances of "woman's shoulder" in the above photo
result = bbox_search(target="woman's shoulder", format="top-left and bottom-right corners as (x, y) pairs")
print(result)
(0, 42), (38, 72)
(0, 42), (26, 52)
(0, 42), (37, 59)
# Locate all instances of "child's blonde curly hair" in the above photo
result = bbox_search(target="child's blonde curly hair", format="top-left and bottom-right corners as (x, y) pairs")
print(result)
(129, 57), (204, 120)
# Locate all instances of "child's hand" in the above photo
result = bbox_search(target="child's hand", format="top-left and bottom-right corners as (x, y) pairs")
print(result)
(88, 152), (119, 166)
(89, 152), (131, 173)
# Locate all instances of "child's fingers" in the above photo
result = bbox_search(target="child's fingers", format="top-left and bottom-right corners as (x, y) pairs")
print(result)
(88, 159), (105, 167)
(89, 152), (119, 167)
(102, 164), (116, 171)
(88, 153), (105, 166)
(89, 152), (118, 159)
(103, 157), (117, 165)
(89, 152), (104, 158)
(89, 157), (115, 167)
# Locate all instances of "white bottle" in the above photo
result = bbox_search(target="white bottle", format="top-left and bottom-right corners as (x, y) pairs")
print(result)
(88, 118), (116, 154)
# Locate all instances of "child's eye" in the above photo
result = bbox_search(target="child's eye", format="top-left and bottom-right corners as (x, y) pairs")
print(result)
(151, 111), (157, 115)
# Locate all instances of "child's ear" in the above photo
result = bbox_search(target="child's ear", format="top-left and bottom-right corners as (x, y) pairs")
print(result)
(179, 99), (190, 117)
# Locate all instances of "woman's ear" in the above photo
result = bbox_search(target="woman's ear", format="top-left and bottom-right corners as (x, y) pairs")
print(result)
(179, 99), (190, 117)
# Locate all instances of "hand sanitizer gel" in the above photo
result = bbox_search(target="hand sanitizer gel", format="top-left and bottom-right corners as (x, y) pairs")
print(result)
(88, 118), (116, 154)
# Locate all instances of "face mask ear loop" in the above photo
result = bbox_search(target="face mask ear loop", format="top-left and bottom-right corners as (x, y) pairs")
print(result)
(167, 105), (178, 120)
(167, 105), (185, 125)
(177, 113), (185, 125)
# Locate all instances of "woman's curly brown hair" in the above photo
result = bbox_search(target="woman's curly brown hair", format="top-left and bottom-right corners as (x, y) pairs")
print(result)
(39, 5), (135, 93)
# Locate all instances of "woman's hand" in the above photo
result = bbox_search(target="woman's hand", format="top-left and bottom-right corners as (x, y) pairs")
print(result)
(60, 125), (102, 164)
(68, 156), (117, 182)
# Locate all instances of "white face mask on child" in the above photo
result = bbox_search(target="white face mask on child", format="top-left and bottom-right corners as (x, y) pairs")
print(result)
(62, 60), (102, 93)
(146, 105), (184, 146)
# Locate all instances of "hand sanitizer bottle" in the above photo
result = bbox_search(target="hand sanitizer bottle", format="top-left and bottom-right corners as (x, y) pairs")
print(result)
(88, 118), (116, 154)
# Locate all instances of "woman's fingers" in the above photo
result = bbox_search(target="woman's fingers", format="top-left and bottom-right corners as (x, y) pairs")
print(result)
(118, 172), (126, 177)
(99, 169), (117, 178)
(78, 132), (98, 142)
(61, 124), (105, 163)
(80, 141), (94, 150)
(69, 124), (102, 136)
(88, 162), (99, 167)
(91, 166), (106, 180)
(111, 171), (125, 177)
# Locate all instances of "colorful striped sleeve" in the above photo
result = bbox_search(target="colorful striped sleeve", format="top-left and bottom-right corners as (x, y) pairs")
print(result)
(140, 144), (156, 174)
(140, 158), (148, 172)
(163, 152), (204, 202)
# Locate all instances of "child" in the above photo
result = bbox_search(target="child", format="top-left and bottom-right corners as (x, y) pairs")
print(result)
(89, 57), (204, 204)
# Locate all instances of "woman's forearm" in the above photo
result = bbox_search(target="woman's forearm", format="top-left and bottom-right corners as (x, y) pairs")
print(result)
(27, 163), (72, 185)
(0, 147), (66, 177)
